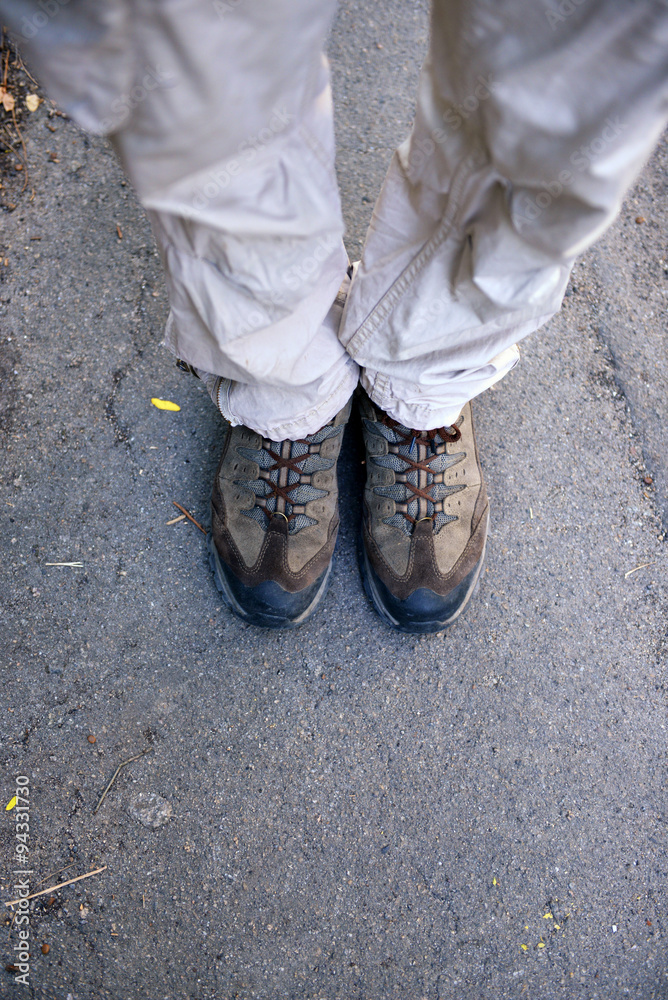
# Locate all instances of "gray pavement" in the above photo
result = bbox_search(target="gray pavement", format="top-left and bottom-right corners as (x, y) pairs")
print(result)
(1, 4), (667, 999)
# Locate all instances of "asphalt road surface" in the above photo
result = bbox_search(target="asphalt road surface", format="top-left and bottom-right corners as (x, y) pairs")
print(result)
(1, 4), (666, 999)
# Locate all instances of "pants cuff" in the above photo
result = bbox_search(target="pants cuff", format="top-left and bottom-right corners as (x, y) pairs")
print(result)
(361, 344), (520, 429)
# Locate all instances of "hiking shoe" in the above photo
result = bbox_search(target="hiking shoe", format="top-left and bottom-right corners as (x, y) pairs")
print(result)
(209, 400), (351, 628)
(358, 393), (488, 634)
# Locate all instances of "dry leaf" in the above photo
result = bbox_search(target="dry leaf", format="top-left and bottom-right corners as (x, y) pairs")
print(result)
(26, 94), (40, 113)
(2, 92), (16, 113)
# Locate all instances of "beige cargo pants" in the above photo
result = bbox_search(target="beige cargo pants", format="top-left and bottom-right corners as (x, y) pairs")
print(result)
(5, 0), (668, 438)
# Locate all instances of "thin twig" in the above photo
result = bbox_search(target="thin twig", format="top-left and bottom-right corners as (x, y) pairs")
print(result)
(1, 44), (27, 188)
(93, 748), (153, 815)
(624, 562), (653, 579)
(0, 132), (22, 158)
(10, 102), (28, 193)
(5, 867), (107, 908)
(45, 562), (84, 567)
(33, 861), (78, 890)
(15, 51), (38, 88)
(172, 502), (206, 535)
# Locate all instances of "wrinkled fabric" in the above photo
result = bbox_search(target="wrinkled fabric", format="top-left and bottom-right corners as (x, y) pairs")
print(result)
(3, 0), (667, 437)
(343, 0), (668, 428)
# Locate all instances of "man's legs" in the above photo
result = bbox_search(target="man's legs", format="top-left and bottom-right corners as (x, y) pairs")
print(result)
(343, 0), (668, 630)
(5, 0), (357, 440)
(102, 1), (361, 626)
(5, 0), (357, 626)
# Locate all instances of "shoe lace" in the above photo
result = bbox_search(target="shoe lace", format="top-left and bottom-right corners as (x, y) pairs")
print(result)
(234, 421), (343, 535)
(370, 413), (465, 535)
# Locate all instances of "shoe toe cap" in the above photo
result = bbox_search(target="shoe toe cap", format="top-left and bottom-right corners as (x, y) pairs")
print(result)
(361, 539), (484, 634)
(209, 534), (331, 628)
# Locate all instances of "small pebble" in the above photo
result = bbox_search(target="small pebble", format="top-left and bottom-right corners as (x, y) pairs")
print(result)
(87, 735), (96, 744)
(643, 475), (653, 485)
(635, 216), (645, 224)
(41, 943), (50, 955)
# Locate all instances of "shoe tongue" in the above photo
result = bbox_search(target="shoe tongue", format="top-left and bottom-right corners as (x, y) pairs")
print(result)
(287, 440), (309, 458)
(383, 423), (451, 457)
(304, 421), (341, 445)
(374, 421), (411, 446)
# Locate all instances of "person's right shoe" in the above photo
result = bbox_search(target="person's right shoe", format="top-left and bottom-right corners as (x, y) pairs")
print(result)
(208, 400), (351, 628)
(358, 393), (489, 634)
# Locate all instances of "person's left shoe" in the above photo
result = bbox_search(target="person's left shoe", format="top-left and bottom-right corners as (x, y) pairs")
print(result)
(208, 401), (351, 628)
(358, 392), (489, 634)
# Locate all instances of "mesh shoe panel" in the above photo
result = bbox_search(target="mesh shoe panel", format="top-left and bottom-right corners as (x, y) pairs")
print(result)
(234, 420), (342, 534)
(367, 416), (466, 535)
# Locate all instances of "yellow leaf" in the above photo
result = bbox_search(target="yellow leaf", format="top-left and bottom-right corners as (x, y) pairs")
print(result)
(492, 877), (497, 886)
(26, 94), (41, 112)
(537, 942), (546, 949)
(554, 924), (561, 930)
(543, 913), (553, 919)
(520, 944), (528, 951)
(151, 398), (181, 412)
(6, 796), (17, 811)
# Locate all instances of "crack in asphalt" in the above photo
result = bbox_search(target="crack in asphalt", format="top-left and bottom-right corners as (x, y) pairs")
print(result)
(104, 279), (159, 452)
(593, 325), (667, 538)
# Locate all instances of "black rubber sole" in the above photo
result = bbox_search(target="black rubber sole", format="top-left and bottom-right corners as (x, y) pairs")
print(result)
(207, 533), (332, 629)
(357, 524), (487, 635)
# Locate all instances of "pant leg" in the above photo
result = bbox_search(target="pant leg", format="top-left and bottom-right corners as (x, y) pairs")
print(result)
(3, 0), (358, 440)
(340, 0), (668, 430)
